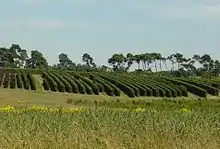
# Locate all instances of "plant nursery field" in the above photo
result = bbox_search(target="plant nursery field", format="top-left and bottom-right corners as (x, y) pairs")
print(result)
(0, 69), (220, 148)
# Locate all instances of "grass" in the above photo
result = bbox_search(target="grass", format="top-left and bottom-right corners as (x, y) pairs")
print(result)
(0, 88), (220, 148)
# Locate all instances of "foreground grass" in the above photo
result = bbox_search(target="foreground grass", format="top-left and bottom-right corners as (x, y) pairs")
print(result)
(0, 105), (220, 149)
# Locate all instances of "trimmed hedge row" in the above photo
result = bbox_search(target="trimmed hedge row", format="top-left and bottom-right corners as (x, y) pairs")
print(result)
(27, 73), (36, 90)
(165, 77), (207, 97)
(9, 74), (16, 89)
(100, 75), (135, 98)
(63, 74), (79, 93)
(78, 79), (93, 94)
(16, 73), (23, 89)
(42, 72), (58, 92)
(48, 72), (65, 92)
(71, 77), (86, 94)
(94, 76), (120, 96)
(0, 73), (4, 87)
(111, 75), (145, 97)
(52, 72), (73, 93)
(178, 78), (219, 96)
(154, 77), (187, 97)
(21, 71), (30, 90)
(74, 73), (99, 95)
(128, 78), (153, 96)
(3, 73), (9, 88)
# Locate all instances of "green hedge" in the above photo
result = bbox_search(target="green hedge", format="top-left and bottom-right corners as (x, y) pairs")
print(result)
(78, 79), (93, 95)
(53, 73), (72, 93)
(3, 73), (9, 88)
(48, 72), (65, 92)
(21, 71), (30, 90)
(16, 73), (23, 89)
(73, 78), (86, 94)
(63, 74), (78, 93)
(178, 78), (219, 96)
(100, 75), (135, 98)
(42, 79), (50, 90)
(9, 74), (16, 89)
(74, 74), (99, 95)
(27, 73), (36, 90)
(166, 78), (207, 97)
(42, 72), (58, 92)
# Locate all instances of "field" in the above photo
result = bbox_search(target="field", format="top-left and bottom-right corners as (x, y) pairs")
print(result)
(0, 68), (220, 148)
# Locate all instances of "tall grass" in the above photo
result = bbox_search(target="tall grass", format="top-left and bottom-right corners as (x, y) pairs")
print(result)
(0, 105), (220, 149)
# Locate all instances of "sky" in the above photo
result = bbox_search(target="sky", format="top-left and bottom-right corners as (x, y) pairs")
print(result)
(0, 0), (220, 67)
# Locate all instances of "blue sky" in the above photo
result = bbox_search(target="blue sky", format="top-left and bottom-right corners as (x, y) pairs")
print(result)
(0, 0), (220, 67)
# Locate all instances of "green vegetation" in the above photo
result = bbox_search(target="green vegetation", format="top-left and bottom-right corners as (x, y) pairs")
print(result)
(0, 44), (220, 148)
(0, 69), (219, 98)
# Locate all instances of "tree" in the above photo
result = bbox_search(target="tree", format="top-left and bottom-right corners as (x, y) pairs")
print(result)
(126, 53), (134, 70)
(134, 54), (142, 70)
(108, 54), (126, 71)
(26, 50), (48, 69)
(82, 53), (96, 68)
(58, 53), (76, 69)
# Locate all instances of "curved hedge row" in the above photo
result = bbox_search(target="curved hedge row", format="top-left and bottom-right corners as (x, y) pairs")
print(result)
(110, 75), (146, 97)
(27, 73), (36, 90)
(74, 73), (99, 95)
(94, 76), (120, 96)
(78, 79), (93, 94)
(21, 71), (30, 90)
(52, 72), (72, 93)
(165, 77), (207, 97)
(100, 75), (135, 98)
(89, 75), (114, 96)
(48, 72), (65, 92)
(9, 74), (16, 89)
(3, 73), (9, 88)
(178, 78), (219, 96)
(0, 73), (4, 87)
(42, 72), (58, 92)
(16, 73), (23, 89)
(71, 77), (86, 94)
(63, 74), (79, 93)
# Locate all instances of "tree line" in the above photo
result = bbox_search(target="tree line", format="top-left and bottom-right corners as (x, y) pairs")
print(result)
(0, 44), (219, 77)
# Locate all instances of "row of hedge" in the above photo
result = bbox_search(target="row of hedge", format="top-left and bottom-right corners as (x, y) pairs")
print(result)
(100, 75), (135, 97)
(74, 73), (99, 95)
(90, 75), (121, 96)
(2, 73), (10, 88)
(178, 78), (219, 96)
(165, 77), (208, 97)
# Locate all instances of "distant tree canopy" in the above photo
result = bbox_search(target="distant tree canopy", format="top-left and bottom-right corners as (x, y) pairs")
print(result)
(0, 44), (219, 77)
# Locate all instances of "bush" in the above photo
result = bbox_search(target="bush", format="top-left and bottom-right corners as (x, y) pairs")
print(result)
(63, 74), (79, 93)
(9, 74), (16, 89)
(21, 71), (30, 90)
(178, 78), (219, 96)
(166, 78), (207, 97)
(53, 73), (72, 93)
(27, 73), (36, 90)
(74, 74), (99, 95)
(74, 78), (86, 94)
(42, 79), (50, 90)
(100, 75), (135, 98)
(16, 73), (23, 89)
(42, 72), (58, 92)
(3, 73), (9, 88)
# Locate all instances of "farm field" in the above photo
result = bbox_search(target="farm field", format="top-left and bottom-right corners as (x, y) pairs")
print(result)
(0, 68), (220, 148)
(1, 96), (220, 148)
(0, 68), (220, 99)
